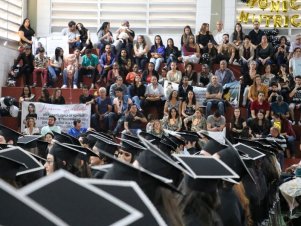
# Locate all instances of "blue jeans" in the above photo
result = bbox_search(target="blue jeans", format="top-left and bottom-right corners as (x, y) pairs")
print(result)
(287, 135), (296, 156)
(113, 114), (125, 134)
(48, 66), (61, 83)
(150, 57), (164, 72)
(91, 112), (115, 132)
(131, 96), (142, 110)
(63, 68), (79, 86)
(205, 99), (224, 116)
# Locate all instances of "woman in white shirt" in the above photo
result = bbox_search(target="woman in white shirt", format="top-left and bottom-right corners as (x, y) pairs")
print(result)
(23, 117), (40, 135)
(133, 35), (149, 72)
(166, 61), (182, 84)
(48, 47), (64, 87)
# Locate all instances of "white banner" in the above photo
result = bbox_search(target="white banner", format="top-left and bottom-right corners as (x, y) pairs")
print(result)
(21, 102), (91, 133)
(164, 81), (207, 106)
(32, 36), (69, 57)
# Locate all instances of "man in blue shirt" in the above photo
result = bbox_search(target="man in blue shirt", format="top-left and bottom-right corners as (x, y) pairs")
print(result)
(68, 119), (87, 138)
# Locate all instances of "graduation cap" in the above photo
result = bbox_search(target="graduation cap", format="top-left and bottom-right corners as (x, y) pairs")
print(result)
(121, 132), (140, 144)
(235, 138), (278, 155)
(161, 135), (177, 151)
(91, 134), (120, 157)
(216, 138), (256, 183)
(254, 138), (283, 151)
(85, 130), (113, 141)
(233, 143), (265, 160)
(0, 143), (8, 150)
(166, 133), (185, 146)
(85, 179), (167, 226)
(0, 180), (68, 226)
(20, 170), (143, 226)
(17, 135), (43, 151)
(0, 155), (27, 180)
(49, 141), (86, 166)
(175, 131), (199, 142)
(138, 131), (161, 142)
(173, 155), (239, 192)
(118, 138), (146, 157)
(37, 140), (49, 159)
(0, 124), (23, 144)
(198, 131), (227, 155)
(65, 143), (99, 159)
(0, 146), (44, 176)
(137, 135), (188, 186)
(91, 164), (113, 179)
(61, 132), (81, 146)
(52, 131), (73, 144)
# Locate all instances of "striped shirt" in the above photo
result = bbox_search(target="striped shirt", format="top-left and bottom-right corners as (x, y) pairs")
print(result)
(266, 134), (287, 151)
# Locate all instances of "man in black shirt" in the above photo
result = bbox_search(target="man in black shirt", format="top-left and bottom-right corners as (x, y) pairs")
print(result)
(248, 20), (264, 47)
(123, 104), (147, 135)
(79, 85), (94, 104)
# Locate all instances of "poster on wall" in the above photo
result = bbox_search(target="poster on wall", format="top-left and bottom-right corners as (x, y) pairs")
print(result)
(32, 36), (69, 56)
(21, 102), (91, 133)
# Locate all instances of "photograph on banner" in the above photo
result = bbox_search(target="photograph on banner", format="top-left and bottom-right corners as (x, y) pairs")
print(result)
(32, 36), (69, 57)
(21, 102), (91, 132)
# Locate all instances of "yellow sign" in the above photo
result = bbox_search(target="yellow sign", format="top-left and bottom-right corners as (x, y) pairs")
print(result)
(238, 0), (301, 27)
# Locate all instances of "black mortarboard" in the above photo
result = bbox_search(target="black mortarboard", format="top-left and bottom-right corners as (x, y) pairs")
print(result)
(86, 179), (167, 226)
(61, 132), (81, 146)
(0, 124), (23, 144)
(216, 138), (256, 183)
(235, 138), (278, 155)
(0, 146), (44, 176)
(199, 131), (227, 155)
(138, 131), (161, 142)
(121, 132), (140, 144)
(52, 131), (73, 144)
(20, 170), (143, 226)
(91, 164), (113, 179)
(85, 130), (113, 141)
(137, 135), (188, 186)
(0, 143), (8, 149)
(161, 135), (177, 150)
(254, 138), (283, 151)
(233, 143), (266, 160)
(49, 141), (86, 166)
(167, 133), (185, 146)
(118, 138), (146, 156)
(65, 143), (99, 159)
(173, 155), (239, 192)
(176, 131), (199, 142)
(17, 135), (42, 149)
(37, 140), (49, 159)
(0, 180), (68, 226)
(92, 134), (120, 156)
(0, 155), (27, 180)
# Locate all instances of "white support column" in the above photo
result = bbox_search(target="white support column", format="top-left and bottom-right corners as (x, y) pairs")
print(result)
(36, 0), (51, 37)
(195, 0), (212, 33)
(223, 0), (237, 35)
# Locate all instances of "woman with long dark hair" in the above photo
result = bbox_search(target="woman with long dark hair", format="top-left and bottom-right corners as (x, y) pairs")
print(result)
(181, 25), (194, 47)
(50, 88), (65, 105)
(76, 23), (93, 54)
(161, 107), (182, 132)
(38, 88), (51, 103)
(150, 35), (165, 72)
(117, 48), (132, 77)
(19, 85), (35, 108)
(18, 18), (35, 47)
(133, 35), (149, 72)
(165, 38), (181, 69)
(248, 109), (271, 138)
(181, 90), (198, 118)
(96, 22), (113, 56)
(196, 23), (216, 52)
(48, 47), (64, 87)
(229, 107), (247, 141)
(164, 90), (182, 116)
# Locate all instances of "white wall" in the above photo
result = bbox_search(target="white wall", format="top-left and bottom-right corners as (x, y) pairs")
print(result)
(0, 45), (19, 96)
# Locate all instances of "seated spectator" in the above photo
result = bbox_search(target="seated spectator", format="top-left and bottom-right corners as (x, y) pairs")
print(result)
(18, 18), (35, 47)
(61, 20), (81, 50)
(79, 49), (99, 89)
(150, 35), (165, 72)
(48, 47), (64, 87)
(44, 132), (55, 152)
(91, 87), (115, 132)
(275, 36), (289, 66)
(206, 111), (226, 132)
(32, 47), (48, 88)
(248, 75), (268, 104)
(37, 88), (51, 103)
(109, 76), (128, 101)
(158, 67), (168, 85)
(182, 63), (198, 86)
(50, 88), (65, 105)
(112, 87), (133, 136)
(250, 91), (270, 119)
(239, 35), (255, 74)
(248, 20), (264, 48)
(96, 22), (114, 56)
(199, 64), (212, 87)
(141, 62), (159, 85)
(164, 90), (182, 116)
(106, 62), (121, 88)
(165, 38), (182, 69)
(217, 34), (235, 64)
(261, 64), (276, 87)
(202, 41), (218, 66)
(181, 25), (194, 47)
(182, 35), (200, 64)
(166, 62), (182, 84)
(276, 64), (294, 102)
(204, 75), (224, 117)
(133, 35), (149, 72)
(271, 95), (289, 118)
(266, 126), (287, 169)
(123, 104), (147, 135)
(183, 107), (206, 131)
(62, 48), (82, 89)
(99, 43), (114, 80)
(273, 113), (296, 159)
(148, 119), (164, 138)
(196, 23), (216, 52)
(23, 117), (40, 135)
(68, 119), (87, 138)
(41, 115), (61, 136)
(181, 90), (198, 118)
(117, 48), (131, 77)
(231, 22), (245, 49)
(248, 109), (271, 138)
(125, 64), (140, 85)
(112, 20), (135, 55)
(229, 107), (247, 142)
(10, 45), (34, 86)
(289, 47), (301, 78)
(212, 20), (224, 45)
(129, 75), (145, 112)
(76, 23), (93, 54)
(161, 107), (182, 132)
(288, 34), (301, 59)
(79, 85), (94, 104)
(144, 76), (165, 118)
(178, 76), (193, 101)
(289, 75), (301, 125)
(267, 82), (281, 103)
(255, 35), (274, 71)
(214, 60), (235, 86)
(19, 85), (35, 108)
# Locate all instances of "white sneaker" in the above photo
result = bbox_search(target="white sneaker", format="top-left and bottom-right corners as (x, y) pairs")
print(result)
(292, 121), (296, 125)
(73, 84), (78, 89)
(298, 121), (301, 126)
(61, 85), (67, 89)
(90, 83), (94, 89)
